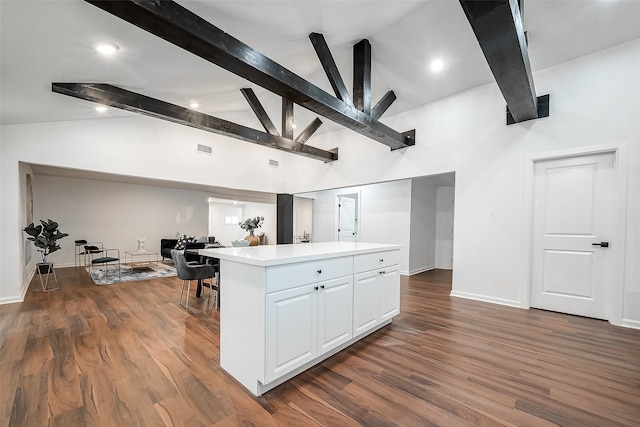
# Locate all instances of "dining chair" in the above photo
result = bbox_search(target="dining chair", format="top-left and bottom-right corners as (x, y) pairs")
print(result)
(171, 249), (218, 312)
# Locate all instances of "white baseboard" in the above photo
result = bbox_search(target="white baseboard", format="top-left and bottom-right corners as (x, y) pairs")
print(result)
(407, 265), (435, 276)
(0, 269), (34, 305)
(0, 294), (25, 305)
(449, 290), (522, 308)
(621, 318), (640, 330)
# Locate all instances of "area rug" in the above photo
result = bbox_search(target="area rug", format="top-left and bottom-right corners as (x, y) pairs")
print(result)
(87, 263), (177, 285)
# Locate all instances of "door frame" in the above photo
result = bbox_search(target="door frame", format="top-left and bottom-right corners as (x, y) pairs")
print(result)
(335, 191), (361, 242)
(522, 141), (629, 326)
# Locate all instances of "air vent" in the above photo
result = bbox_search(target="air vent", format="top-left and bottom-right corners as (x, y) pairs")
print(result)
(268, 159), (279, 168)
(197, 144), (212, 155)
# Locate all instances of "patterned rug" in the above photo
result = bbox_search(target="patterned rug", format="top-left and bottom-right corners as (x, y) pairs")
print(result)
(87, 263), (177, 285)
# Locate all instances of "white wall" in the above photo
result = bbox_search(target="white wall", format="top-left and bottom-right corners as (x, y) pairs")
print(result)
(294, 197), (313, 242)
(209, 203), (244, 246)
(409, 176), (437, 274)
(242, 202), (277, 245)
(303, 177), (445, 276)
(2, 39), (639, 327)
(29, 174), (210, 267)
(435, 186), (455, 269)
(303, 180), (412, 273)
(282, 39), (640, 326)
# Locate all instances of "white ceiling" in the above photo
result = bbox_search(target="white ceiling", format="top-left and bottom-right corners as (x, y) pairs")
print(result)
(2, 1), (638, 198)
(2, 0), (640, 131)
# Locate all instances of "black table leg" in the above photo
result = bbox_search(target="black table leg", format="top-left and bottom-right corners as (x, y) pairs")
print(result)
(196, 279), (202, 298)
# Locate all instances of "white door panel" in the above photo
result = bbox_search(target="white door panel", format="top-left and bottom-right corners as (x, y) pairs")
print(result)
(338, 196), (357, 242)
(531, 153), (613, 320)
(318, 276), (353, 353)
(265, 285), (317, 383)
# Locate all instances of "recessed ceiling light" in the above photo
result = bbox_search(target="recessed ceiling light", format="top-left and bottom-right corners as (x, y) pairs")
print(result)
(430, 59), (445, 73)
(189, 102), (199, 109)
(95, 106), (107, 112)
(93, 42), (119, 55)
(292, 123), (297, 129)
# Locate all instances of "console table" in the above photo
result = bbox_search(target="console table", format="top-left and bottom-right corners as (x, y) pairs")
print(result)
(199, 241), (401, 396)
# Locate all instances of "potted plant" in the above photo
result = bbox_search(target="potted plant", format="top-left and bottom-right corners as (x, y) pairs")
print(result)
(23, 219), (69, 273)
(239, 216), (264, 246)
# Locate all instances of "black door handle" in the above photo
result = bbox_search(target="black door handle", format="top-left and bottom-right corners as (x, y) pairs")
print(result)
(592, 242), (609, 248)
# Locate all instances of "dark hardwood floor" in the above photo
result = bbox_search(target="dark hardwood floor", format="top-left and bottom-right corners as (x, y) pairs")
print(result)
(1, 267), (639, 426)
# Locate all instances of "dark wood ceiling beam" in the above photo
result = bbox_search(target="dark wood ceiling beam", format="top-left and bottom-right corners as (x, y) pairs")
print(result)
(295, 118), (323, 145)
(371, 90), (397, 121)
(353, 39), (372, 115)
(240, 88), (279, 136)
(52, 83), (337, 163)
(459, 0), (540, 123)
(309, 33), (353, 107)
(282, 98), (294, 140)
(85, 0), (413, 150)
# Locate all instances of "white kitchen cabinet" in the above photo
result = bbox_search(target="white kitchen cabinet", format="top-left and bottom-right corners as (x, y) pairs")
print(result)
(317, 275), (354, 353)
(204, 242), (401, 396)
(380, 265), (400, 321)
(266, 283), (317, 384)
(353, 251), (400, 337)
(265, 275), (353, 384)
(353, 269), (381, 336)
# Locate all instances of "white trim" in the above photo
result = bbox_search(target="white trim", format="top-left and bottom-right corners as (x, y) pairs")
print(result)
(450, 290), (522, 308)
(408, 265), (435, 276)
(521, 141), (629, 326)
(621, 319), (640, 330)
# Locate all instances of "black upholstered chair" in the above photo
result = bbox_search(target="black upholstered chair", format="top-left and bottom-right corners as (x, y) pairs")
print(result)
(87, 246), (120, 281)
(171, 249), (218, 311)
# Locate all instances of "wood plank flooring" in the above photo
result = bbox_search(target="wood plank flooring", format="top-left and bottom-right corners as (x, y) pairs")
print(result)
(1, 267), (639, 426)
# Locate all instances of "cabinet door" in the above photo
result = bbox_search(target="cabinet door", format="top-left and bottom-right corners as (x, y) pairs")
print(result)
(380, 265), (400, 321)
(265, 284), (317, 383)
(317, 275), (353, 354)
(353, 270), (381, 336)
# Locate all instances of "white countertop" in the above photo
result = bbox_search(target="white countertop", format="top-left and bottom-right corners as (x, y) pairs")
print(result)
(199, 241), (400, 267)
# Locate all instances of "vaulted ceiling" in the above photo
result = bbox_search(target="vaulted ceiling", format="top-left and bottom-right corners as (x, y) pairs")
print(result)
(2, 0), (640, 137)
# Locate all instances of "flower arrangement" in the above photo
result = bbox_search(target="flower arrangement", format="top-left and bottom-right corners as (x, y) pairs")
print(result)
(239, 216), (264, 234)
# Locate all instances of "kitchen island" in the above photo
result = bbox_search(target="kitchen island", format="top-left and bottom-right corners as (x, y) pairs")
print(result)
(199, 241), (401, 396)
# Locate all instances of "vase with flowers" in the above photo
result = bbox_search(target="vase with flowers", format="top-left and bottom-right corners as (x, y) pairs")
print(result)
(239, 216), (264, 246)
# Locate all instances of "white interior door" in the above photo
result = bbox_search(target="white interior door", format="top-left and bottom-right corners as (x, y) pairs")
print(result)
(338, 196), (357, 242)
(531, 153), (614, 320)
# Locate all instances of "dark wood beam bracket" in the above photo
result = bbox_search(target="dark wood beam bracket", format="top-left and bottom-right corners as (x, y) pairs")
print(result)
(52, 83), (338, 163)
(371, 91), (397, 121)
(282, 98), (294, 140)
(84, 0), (414, 151)
(240, 88), (279, 136)
(309, 33), (353, 107)
(353, 39), (372, 115)
(295, 118), (323, 145)
(507, 93), (549, 125)
(460, 0), (548, 124)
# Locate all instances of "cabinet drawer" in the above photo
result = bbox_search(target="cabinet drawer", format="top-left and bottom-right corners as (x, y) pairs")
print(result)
(354, 250), (400, 273)
(266, 256), (353, 293)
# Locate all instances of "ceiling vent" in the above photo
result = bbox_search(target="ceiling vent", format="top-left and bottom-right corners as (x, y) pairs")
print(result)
(268, 159), (279, 168)
(197, 144), (212, 155)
